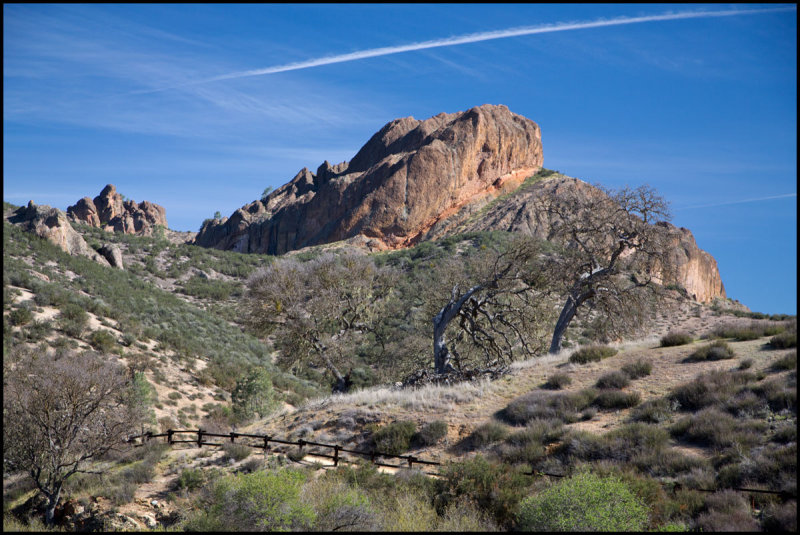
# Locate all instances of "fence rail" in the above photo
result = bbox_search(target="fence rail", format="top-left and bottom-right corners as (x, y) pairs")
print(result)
(127, 429), (795, 500)
(127, 429), (441, 471)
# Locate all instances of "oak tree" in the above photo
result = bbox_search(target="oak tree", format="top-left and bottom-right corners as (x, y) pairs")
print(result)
(535, 183), (674, 353)
(3, 348), (141, 525)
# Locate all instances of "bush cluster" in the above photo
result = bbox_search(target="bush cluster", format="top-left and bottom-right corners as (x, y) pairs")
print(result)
(371, 421), (417, 455)
(569, 345), (618, 364)
(683, 340), (734, 362)
(660, 331), (692, 347)
(543, 373), (572, 390)
(500, 389), (597, 425)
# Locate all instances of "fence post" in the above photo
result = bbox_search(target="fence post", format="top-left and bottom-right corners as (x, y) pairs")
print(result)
(333, 445), (340, 467)
(371, 450), (376, 464)
(407, 455), (414, 469)
(167, 429), (173, 445)
(146, 431), (153, 443)
(230, 432), (236, 443)
(263, 436), (271, 455)
(197, 429), (204, 448)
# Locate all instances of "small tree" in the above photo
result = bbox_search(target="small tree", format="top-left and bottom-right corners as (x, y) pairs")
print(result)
(3, 348), (141, 525)
(429, 236), (553, 374)
(213, 210), (222, 220)
(535, 184), (674, 353)
(231, 368), (278, 422)
(261, 186), (273, 201)
(245, 252), (395, 392)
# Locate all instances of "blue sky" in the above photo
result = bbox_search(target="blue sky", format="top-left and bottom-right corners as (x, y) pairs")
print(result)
(3, 4), (796, 314)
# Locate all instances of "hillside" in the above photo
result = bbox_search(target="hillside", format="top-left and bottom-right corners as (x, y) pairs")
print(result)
(5, 193), (796, 530)
(2, 105), (795, 531)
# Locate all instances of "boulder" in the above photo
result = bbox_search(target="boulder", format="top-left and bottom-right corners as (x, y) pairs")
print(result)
(98, 243), (124, 269)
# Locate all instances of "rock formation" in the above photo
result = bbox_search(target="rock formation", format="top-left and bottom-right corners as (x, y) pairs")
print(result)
(194, 104), (543, 254)
(7, 201), (110, 266)
(193, 103), (725, 304)
(67, 184), (167, 236)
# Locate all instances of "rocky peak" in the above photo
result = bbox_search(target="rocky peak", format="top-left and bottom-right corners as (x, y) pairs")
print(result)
(194, 104), (543, 254)
(67, 184), (167, 235)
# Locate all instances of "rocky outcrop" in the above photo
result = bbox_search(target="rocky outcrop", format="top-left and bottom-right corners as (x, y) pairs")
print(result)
(429, 173), (726, 303)
(194, 104), (543, 254)
(8, 201), (110, 266)
(67, 184), (167, 235)
(658, 222), (725, 303)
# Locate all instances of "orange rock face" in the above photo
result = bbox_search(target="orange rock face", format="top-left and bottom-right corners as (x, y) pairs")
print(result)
(67, 184), (167, 235)
(194, 104), (543, 254)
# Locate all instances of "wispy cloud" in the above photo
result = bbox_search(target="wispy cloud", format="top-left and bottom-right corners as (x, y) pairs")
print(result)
(143, 6), (796, 92)
(675, 193), (797, 211)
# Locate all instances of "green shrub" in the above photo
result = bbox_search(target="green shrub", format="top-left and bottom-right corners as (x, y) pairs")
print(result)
(622, 359), (652, 379)
(468, 421), (510, 449)
(517, 471), (649, 531)
(413, 420), (448, 447)
(222, 442), (253, 462)
(683, 340), (734, 362)
(596, 371), (630, 389)
(569, 345), (618, 364)
(57, 302), (89, 337)
(434, 454), (531, 529)
(769, 332), (797, 349)
(88, 329), (116, 352)
(543, 373), (572, 390)
(371, 421), (417, 455)
(23, 319), (52, 342)
(300, 474), (378, 532)
(231, 368), (278, 422)
(182, 469), (314, 531)
(594, 390), (640, 409)
(176, 468), (206, 491)
(771, 351), (797, 370)
(660, 331), (692, 347)
(9, 306), (33, 326)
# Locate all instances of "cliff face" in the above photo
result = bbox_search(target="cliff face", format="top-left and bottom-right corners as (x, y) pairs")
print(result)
(193, 104), (543, 254)
(67, 184), (167, 236)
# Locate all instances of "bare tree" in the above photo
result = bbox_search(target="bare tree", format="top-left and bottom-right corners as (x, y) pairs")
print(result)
(535, 183), (674, 354)
(429, 236), (554, 374)
(3, 348), (140, 525)
(245, 251), (395, 392)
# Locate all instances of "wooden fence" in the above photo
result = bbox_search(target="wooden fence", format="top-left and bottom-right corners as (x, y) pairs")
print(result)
(126, 428), (441, 471)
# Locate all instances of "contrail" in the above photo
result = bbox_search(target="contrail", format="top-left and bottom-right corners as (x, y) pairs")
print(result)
(140, 5), (795, 93)
(675, 193), (797, 211)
